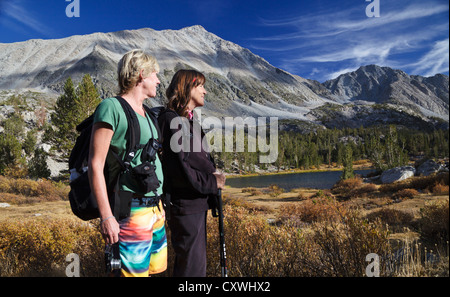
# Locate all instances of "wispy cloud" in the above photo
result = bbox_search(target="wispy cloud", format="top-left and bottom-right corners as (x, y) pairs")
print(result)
(1, 0), (57, 38)
(333, 4), (448, 32)
(252, 1), (449, 81)
(410, 38), (449, 77)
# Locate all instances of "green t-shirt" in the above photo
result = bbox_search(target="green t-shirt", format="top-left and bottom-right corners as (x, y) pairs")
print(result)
(93, 97), (163, 197)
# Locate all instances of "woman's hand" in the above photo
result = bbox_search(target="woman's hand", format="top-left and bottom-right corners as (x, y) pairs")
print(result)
(213, 171), (226, 189)
(100, 216), (120, 244)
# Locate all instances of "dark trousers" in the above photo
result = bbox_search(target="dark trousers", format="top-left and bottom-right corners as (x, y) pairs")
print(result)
(169, 211), (207, 277)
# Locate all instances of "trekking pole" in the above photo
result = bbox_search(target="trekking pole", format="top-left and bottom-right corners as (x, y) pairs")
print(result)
(217, 189), (228, 277)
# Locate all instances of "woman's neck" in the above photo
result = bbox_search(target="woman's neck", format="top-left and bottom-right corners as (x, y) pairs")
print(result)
(120, 91), (146, 117)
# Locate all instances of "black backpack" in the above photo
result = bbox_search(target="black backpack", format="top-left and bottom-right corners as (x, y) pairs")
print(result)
(68, 96), (162, 221)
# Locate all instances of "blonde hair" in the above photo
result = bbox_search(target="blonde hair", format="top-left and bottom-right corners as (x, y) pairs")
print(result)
(117, 49), (160, 95)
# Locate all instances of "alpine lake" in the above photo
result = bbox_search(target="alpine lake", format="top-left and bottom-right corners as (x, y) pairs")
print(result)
(226, 169), (376, 191)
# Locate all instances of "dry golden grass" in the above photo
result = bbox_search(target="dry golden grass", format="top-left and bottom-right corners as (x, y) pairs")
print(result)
(0, 172), (448, 277)
(216, 175), (449, 277)
(0, 217), (103, 277)
(0, 176), (69, 204)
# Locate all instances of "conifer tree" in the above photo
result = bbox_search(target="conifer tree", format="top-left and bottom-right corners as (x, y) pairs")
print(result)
(45, 75), (100, 158)
(75, 74), (101, 125)
(45, 77), (78, 157)
(341, 144), (355, 180)
(23, 130), (37, 155)
(367, 133), (386, 171)
(28, 148), (51, 179)
(0, 110), (26, 175)
(0, 133), (22, 175)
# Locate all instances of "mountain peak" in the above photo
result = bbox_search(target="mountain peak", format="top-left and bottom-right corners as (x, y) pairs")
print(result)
(354, 64), (407, 78)
(180, 25), (208, 32)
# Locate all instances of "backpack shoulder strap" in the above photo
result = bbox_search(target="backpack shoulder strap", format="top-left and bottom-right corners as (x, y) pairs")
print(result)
(144, 105), (163, 143)
(114, 96), (141, 169)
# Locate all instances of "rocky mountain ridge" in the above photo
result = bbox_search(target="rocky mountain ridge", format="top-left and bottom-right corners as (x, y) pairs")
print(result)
(0, 25), (448, 130)
(324, 64), (448, 118)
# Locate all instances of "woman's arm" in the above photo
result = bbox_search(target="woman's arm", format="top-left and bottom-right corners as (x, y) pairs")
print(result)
(88, 122), (120, 244)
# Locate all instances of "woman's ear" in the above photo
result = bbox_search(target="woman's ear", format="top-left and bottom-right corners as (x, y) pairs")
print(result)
(138, 69), (145, 82)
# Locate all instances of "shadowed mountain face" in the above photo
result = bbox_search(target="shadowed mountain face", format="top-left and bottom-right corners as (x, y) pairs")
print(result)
(323, 65), (449, 117)
(0, 26), (448, 129)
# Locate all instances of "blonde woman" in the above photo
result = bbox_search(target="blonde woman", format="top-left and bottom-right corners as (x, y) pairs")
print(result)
(88, 49), (167, 277)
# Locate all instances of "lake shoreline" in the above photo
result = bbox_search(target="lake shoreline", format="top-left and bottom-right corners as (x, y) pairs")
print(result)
(224, 165), (376, 180)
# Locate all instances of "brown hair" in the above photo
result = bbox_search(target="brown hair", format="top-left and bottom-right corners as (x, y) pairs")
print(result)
(166, 69), (206, 117)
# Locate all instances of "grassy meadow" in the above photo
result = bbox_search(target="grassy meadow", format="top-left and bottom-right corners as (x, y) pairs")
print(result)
(0, 172), (448, 277)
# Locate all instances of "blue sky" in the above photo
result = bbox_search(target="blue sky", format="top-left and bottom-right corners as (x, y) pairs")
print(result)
(0, 0), (448, 82)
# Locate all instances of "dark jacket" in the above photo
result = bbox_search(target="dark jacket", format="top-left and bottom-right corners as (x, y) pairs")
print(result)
(158, 109), (218, 215)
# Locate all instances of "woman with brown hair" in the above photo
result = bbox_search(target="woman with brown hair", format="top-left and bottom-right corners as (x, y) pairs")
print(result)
(158, 69), (226, 277)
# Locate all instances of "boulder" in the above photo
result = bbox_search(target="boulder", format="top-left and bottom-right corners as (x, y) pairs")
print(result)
(381, 166), (416, 184)
(416, 159), (443, 176)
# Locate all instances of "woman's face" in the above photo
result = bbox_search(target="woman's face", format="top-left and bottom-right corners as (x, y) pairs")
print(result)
(142, 71), (160, 98)
(189, 83), (207, 109)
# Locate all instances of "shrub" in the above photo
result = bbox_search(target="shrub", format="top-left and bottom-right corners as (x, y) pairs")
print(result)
(430, 183), (449, 195)
(241, 187), (263, 196)
(332, 177), (363, 194)
(310, 214), (391, 277)
(206, 199), (393, 277)
(331, 177), (377, 199)
(381, 172), (449, 194)
(10, 178), (39, 196)
(393, 188), (419, 200)
(242, 187), (256, 193)
(311, 189), (334, 199)
(0, 193), (31, 205)
(278, 197), (345, 226)
(0, 176), (11, 193)
(207, 204), (311, 277)
(267, 184), (284, 198)
(379, 182), (407, 193)
(354, 183), (378, 196)
(411, 172), (449, 191)
(365, 208), (414, 231)
(0, 218), (103, 276)
(36, 179), (69, 201)
(223, 197), (270, 214)
(0, 176), (69, 203)
(296, 191), (307, 200)
(418, 200), (449, 245)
